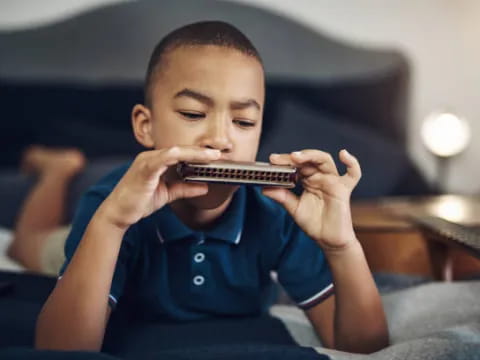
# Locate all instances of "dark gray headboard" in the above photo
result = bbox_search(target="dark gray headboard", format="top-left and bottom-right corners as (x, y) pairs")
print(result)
(0, 0), (403, 83)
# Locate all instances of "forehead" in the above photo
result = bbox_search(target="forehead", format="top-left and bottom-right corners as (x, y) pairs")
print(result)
(153, 45), (265, 105)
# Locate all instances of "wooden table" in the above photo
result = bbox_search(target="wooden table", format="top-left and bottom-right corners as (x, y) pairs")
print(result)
(352, 195), (480, 280)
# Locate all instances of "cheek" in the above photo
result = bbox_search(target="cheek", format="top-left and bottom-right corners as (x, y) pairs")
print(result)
(232, 128), (261, 161)
(151, 114), (198, 148)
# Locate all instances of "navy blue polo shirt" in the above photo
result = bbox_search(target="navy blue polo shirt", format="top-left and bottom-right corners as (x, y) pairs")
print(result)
(60, 163), (334, 321)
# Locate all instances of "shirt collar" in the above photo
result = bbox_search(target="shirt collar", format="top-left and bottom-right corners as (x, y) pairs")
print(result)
(155, 186), (246, 245)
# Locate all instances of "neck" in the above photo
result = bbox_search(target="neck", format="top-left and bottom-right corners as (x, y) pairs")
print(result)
(169, 196), (233, 230)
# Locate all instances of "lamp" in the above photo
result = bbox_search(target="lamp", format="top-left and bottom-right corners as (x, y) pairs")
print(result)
(421, 110), (471, 192)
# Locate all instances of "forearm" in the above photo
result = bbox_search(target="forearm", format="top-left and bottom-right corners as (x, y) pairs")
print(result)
(35, 207), (126, 351)
(326, 240), (389, 353)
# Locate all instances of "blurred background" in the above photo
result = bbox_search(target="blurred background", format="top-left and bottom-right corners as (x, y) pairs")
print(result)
(1, 0), (479, 228)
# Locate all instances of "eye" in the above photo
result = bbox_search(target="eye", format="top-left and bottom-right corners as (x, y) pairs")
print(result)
(233, 119), (256, 128)
(179, 111), (205, 120)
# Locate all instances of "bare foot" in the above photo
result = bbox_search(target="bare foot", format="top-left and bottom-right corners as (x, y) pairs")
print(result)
(21, 146), (86, 178)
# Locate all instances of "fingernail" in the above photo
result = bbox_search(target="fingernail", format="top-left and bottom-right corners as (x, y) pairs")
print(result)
(293, 151), (302, 157)
(271, 153), (279, 157)
(342, 149), (350, 156)
(206, 149), (221, 156)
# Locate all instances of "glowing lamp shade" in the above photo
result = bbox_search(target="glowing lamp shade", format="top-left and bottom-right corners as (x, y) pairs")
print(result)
(421, 111), (471, 157)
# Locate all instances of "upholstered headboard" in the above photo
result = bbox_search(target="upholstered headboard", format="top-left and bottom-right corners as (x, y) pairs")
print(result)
(0, 1), (406, 84)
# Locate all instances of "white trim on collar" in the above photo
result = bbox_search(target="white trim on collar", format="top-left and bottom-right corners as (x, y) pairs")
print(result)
(156, 225), (243, 245)
(156, 226), (165, 244)
(234, 229), (243, 245)
(108, 294), (118, 305)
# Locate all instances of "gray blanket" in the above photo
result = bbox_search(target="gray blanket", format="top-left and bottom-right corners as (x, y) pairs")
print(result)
(272, 281), (480, 359)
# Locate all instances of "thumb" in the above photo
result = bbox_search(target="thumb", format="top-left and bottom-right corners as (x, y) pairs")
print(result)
(340, 149), (362, 188)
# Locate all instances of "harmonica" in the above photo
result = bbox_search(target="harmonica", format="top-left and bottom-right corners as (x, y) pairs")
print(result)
(177, 161), (298, 188)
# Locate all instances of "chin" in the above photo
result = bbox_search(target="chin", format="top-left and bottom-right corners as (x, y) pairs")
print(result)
(186, 183), (239, 210)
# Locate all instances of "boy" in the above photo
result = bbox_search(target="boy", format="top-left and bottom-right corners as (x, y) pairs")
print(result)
(35, 21), (388, 353)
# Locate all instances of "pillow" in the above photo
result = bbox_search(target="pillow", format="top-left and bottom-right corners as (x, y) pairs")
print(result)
(257, 99), (428, 198)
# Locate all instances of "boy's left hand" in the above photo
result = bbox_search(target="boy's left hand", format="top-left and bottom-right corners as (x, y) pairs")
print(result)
(262, 149), (361, 251)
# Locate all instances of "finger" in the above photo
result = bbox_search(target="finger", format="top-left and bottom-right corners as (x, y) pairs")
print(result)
(269, 153), (294, 166)
(166, 181), (209, 203)
(137, 147), (222, 179)
(157, 146), (222, 166)
(291, 150), (339, 175)
(302, 173), (337, 192)
(339, 149), (362, 187)
(262, 187), (299, 217)
(297, 164), (318, 178)
(270, 152), (335, 178)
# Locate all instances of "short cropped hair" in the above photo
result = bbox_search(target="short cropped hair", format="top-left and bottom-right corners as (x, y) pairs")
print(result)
(144, 21), (263, 106)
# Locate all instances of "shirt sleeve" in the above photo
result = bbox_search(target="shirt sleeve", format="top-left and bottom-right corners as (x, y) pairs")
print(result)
(59, 186), (137, 309)
(275, 215), (334, 310)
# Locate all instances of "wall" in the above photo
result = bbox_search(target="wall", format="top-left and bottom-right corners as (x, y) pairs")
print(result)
(1, 0), (479, 194)
(0, 0), (128, 30)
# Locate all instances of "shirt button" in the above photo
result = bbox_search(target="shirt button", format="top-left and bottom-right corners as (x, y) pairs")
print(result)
(193, 275), (205, 286)
(194, 252), (205, 263)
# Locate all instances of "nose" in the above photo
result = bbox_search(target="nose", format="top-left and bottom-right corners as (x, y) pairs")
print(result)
(199, 118), (233, 154)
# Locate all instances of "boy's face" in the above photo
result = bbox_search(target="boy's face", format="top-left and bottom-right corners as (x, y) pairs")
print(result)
(133, 45), (265, 209)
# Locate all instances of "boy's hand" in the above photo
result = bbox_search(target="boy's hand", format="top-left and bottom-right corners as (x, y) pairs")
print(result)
(99, 146), (221, 229)
(262, 149), (361, 251)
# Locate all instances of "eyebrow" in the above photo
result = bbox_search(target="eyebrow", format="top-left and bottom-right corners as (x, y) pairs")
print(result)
(231, 99), (261, 111)
(174, 88), (213, 106)
(174, 88), (261, 111)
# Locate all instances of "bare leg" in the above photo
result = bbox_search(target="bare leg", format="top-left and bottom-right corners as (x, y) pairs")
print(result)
(8, 146), (86, 272)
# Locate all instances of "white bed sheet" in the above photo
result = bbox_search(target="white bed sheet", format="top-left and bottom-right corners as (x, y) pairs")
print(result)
(0, 227), (26, 272)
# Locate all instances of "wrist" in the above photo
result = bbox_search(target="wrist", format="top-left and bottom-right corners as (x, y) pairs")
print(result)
(322, 237), (363, 260)
(94, 200), (131, 233)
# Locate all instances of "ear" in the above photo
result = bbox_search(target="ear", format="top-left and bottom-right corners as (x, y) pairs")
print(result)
(132, 104), (155, 148)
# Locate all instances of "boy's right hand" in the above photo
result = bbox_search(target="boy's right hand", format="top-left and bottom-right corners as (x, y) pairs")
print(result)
(98, 146), (221, 230)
